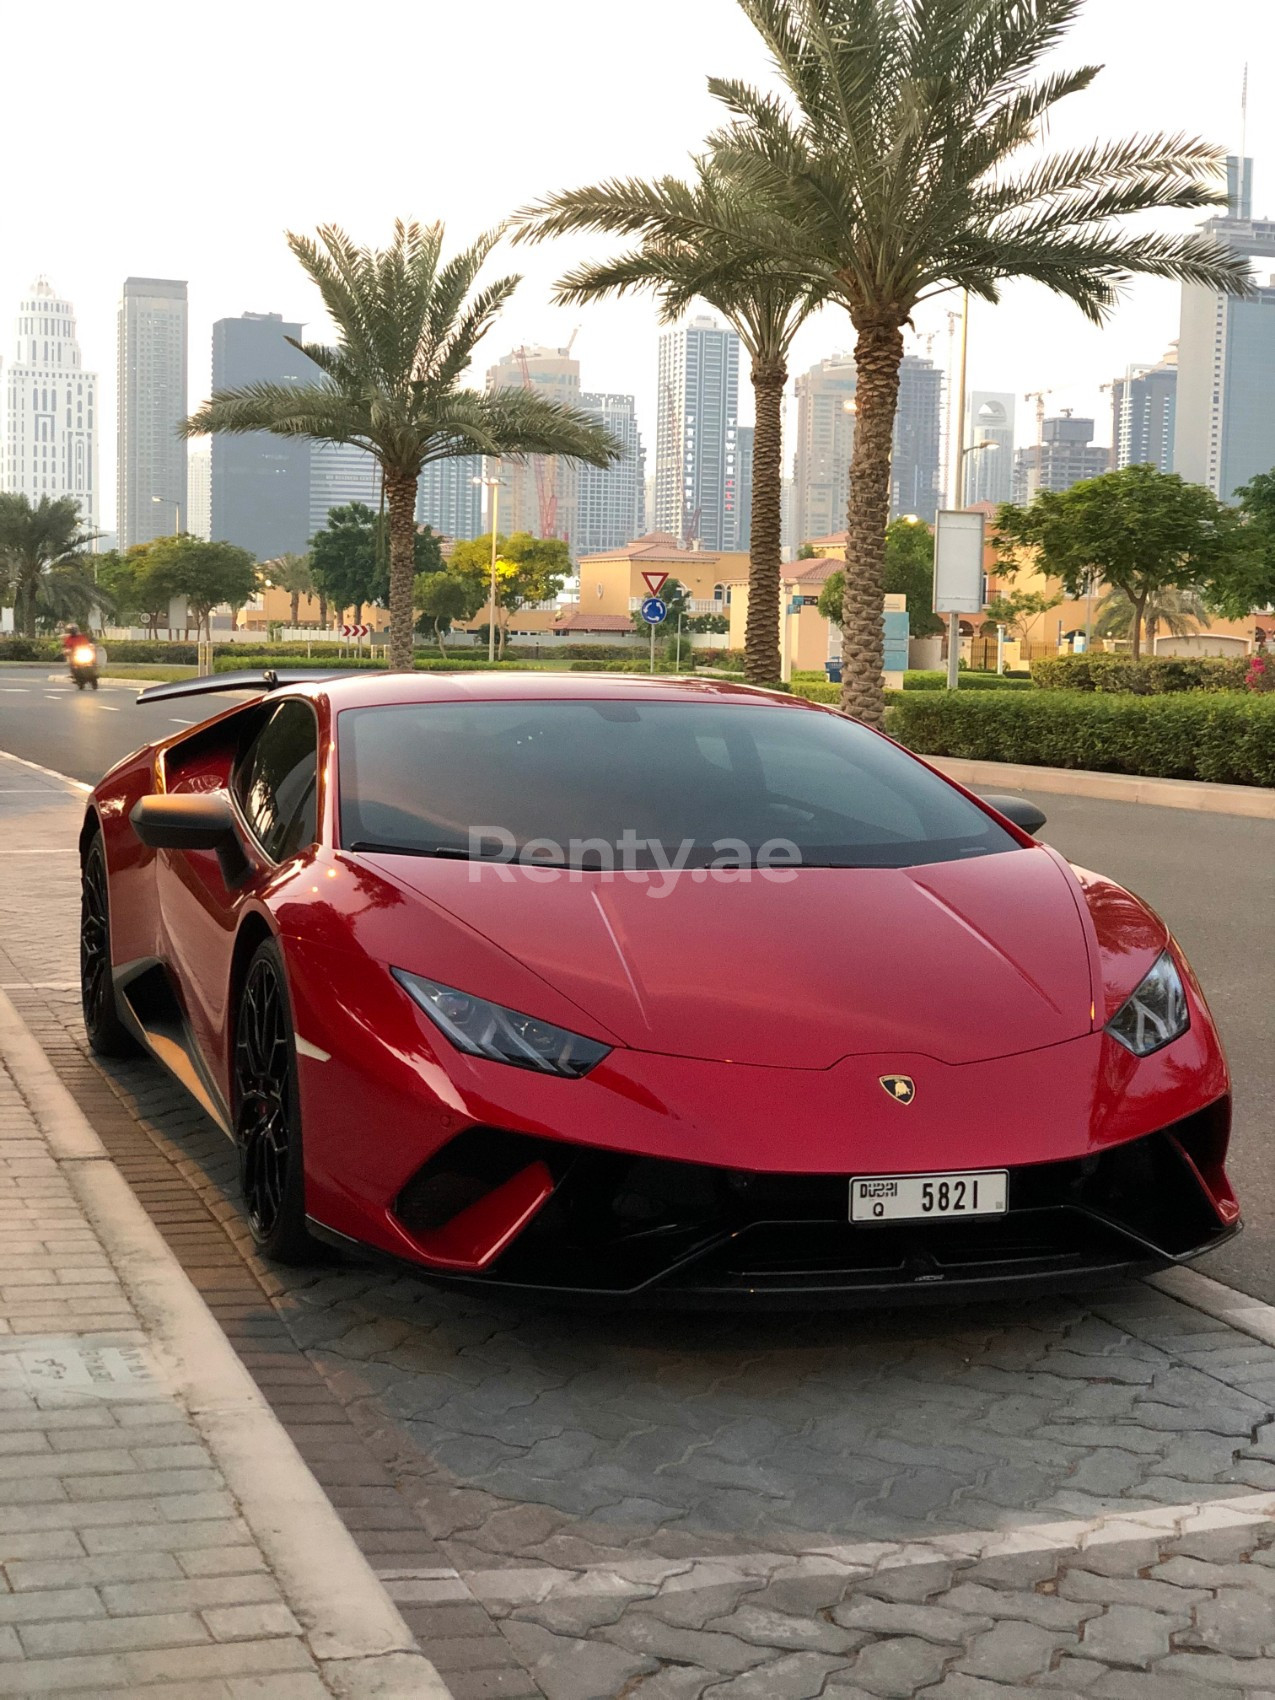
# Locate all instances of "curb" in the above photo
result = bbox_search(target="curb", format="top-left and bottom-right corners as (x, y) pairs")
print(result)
(928, 756), (1275, 820)
(0, 985), (452, 1700)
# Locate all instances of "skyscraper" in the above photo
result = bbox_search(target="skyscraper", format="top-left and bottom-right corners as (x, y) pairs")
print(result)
(486, 345), (580, 544)
(792, 356), (857, 542)
(309, 443), (379, 537)
(655, 317), (741, 550)
(210, 313), (311, 560)
(575, 393), (644, 554)
(1111, 351), (1177, 472)
(187, 444), (211, 540)
(3, 278), (99, 531)
(963, 392), (1015, 507)
(736, 426), (754, 552)
(117, 278), (188, 546)
(1175, 158), (1275, 501)
(416, 455), (483, 541)
(891, 355), (944, 523)
(1013, 413), (1109, 502)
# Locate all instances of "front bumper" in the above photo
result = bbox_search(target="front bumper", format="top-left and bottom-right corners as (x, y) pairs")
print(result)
(316, 1099), (1239, 1305)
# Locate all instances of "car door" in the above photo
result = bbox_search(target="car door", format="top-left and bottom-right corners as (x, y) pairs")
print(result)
(157, 698), (320, 1100)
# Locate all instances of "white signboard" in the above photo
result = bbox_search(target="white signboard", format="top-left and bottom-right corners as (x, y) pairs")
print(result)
(933, 510), (986, 615)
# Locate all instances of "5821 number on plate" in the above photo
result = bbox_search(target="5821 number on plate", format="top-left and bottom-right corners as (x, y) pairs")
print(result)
(850, 1170), (1008, 1223)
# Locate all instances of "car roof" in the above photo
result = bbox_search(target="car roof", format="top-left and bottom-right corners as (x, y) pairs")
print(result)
(277, 670), (834, 714)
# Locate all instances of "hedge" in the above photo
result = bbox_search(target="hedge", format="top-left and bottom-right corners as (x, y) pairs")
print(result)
(900, 670), (1035, 691)
(884, 689), (1275, 787)
(1031, 653), (1251, 694)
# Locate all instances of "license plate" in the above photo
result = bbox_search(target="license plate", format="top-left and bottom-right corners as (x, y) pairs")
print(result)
(850, 1170), (1008, 1223)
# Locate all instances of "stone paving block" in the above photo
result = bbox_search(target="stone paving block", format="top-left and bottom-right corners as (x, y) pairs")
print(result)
(0, 1587), (103, 1625)
(833, 1596), (992, 1646)
(201, 1602), (300, 1641)
(100, 1574), (281, 1617)
(698, 1649), (854, 1698)
(499, 1616), (657, 1700)
(1188, 1587), (1275, 1656)
(18, 1609), (210, 1658)
(957, 1617), (1077, 1681)
(839, 1634), (958, 1697)
(1075, 1603), (1185, 1669)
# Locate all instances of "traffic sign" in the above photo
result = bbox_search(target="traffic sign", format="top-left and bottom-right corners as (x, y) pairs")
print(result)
(640, 597), (668, 625)
(340, 623), (371, 639)
(641, 571), (670, 597)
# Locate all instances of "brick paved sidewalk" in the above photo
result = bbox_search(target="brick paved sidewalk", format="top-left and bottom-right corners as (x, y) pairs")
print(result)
(0, 850), (448, 1697)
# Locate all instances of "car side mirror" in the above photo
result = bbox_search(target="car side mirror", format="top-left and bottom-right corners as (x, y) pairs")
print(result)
(981, 793), (1048, 836)
(130, 793), (250, 885)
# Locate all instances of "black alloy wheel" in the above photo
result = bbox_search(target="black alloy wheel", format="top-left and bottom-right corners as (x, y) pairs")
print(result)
(80, 837), (137, 1058)
(233, 939), (311, 1263)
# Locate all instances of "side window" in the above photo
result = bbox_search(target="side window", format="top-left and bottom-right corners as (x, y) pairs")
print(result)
(234, 701), (319, 862)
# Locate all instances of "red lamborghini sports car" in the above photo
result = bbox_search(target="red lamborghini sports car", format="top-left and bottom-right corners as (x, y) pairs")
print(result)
(79, 670), (1239, 1303)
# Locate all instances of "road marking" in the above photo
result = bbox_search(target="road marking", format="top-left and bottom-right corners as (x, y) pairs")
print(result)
(0, 687), (29, 693)
(96, 704), (119, 712)
(375, 1488), (1275, 1607)
(0, 749), (91, 793)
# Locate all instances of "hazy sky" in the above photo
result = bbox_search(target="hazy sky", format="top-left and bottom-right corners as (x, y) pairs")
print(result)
(4, 0), (1270, 530)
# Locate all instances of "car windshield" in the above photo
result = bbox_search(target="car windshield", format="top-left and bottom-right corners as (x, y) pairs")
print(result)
(337, 699), (1020, 871)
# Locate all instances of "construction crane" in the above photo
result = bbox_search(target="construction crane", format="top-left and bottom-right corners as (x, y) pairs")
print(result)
(516, 346), (559, 540)
(1023, 390), (1054, 499)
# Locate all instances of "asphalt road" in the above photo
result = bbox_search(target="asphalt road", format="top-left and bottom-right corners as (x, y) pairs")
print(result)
(1, 658), (1271, 1296)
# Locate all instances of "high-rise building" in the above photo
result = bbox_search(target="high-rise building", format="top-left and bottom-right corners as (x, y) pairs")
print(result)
(792, 356), (857, 542)
(1111, 351), (1177, 472)
(736, 426), (754, 552)
(892, 355), (944, 523)
(655, 316), (741, 550)
(1175, 157), (1275, 501)
(575, 393), (644, 554)
(963, 392), (1015, 507)
(1013, 413), (1110, 502)
(210, 313), (311, 560)
(486, 345), (580, 544)
(416, 455), (483, 541)
(117, 278), (188, 546)
(187, 444), (211, 540)
(309, 442), (379, 537)
(3, 277), (99, 532)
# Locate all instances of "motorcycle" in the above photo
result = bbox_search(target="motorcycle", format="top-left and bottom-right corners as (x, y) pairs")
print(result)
(69, 641), (99, 690)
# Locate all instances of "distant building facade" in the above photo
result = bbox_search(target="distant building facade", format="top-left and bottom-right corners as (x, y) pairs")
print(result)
(486, 345), (580, 544)
(891, 355), (943, 523)
(576, 393), (644, 555)
(1175, 158), (1275, 501)
(963, 391), (1015, 507)
(735, 426), (754, 552)
(117, 277), (187, 546)
(3, 277), (99, 531)
(416, 455), (483, 541)
(792, 356), (858, 545)
(210, 313), (311, 559)
(309, 443), (379, 538)
(187, 444), (211, 539)
(1112, 351), (1178, 472)
(654, 317), (741, 550)
(1013, 413), (1110, 502)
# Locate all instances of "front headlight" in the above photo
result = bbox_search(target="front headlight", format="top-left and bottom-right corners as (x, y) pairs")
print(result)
(1105, 951), (1189, 1057)
(393, 969), (610, 1078)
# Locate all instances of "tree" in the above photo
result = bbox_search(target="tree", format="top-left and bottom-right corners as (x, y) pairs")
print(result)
(516, 155), (824, 686)
(985, 588), (1064, 646)
(1095, 584), (1209, 650)
(449, 532), (572, 657)
(146, 537), (259, 639)
(817, 519), (945, 638)
(996, 465), (1251, 660)
(703, 0), (1250, 723)
(264, 553), (315, 626)
(0, 493), (97, 637)
(1208, 470), (1275, 619)
(416, 570), (486, 656)
(185, 221), (618, 671)
(310, 504), (379, 624)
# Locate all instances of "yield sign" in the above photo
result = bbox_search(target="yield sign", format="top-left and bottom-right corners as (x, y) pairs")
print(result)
(641, 570), (670, 597)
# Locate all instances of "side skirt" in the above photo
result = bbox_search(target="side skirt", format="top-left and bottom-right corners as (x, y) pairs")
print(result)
(112, 959), (234, 1139)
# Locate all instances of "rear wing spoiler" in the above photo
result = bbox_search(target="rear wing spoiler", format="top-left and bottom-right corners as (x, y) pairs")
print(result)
(136, 669), (361, 705)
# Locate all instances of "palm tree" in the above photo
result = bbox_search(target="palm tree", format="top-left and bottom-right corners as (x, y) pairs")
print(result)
(264, 552), (315, 627)
(1096, 584), (1210, 655)
(708, 0), (1251, 725)
(0, 493), (98, 638)
(184, 222), (619, 669)
(515, 158), (825, 685)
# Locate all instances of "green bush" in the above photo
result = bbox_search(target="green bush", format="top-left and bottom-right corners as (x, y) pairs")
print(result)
(1030, 653), (1251, 694)
(902, 670), (1035, 691)
(0, 637), (62, 662)
(885, 690), (1275, 787)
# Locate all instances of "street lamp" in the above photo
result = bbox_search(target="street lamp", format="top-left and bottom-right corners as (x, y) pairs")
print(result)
(472, 475), (507, 663)
(150, 494), (181, 535)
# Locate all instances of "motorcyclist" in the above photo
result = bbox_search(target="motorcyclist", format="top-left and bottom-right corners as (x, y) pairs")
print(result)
(61, 623), (83, 661)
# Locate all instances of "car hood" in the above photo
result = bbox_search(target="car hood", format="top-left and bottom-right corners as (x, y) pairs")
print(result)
(366, 844), (1096, 1069)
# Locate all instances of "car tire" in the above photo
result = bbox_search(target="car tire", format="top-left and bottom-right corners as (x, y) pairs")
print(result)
(80, 835), (139, 1058)
(232, 937), (313, 1264)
